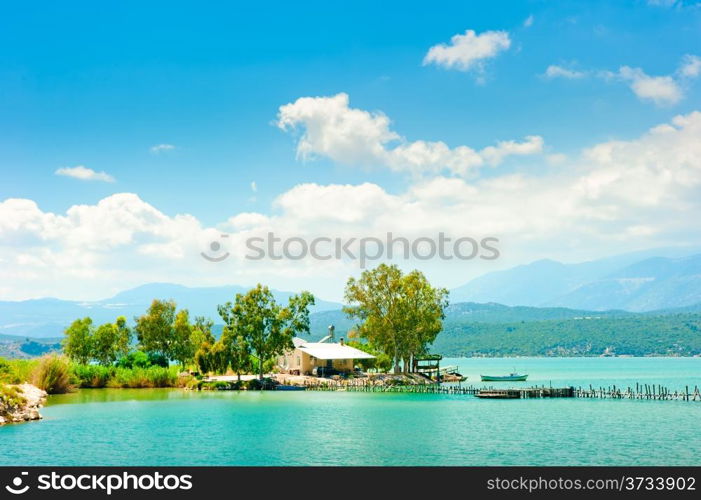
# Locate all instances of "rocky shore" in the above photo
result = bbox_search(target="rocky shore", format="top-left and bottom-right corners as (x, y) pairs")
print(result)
(0, 384), (47, 425)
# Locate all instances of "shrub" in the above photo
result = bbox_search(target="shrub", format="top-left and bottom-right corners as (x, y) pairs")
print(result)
(72, 364), (113, 388)
(32, 355), (73, 394)
(0, 357), (38, 384)
(147, 352), (169, 368)
(115, 350), (151, 369)
(107, 366), (178, 388)
(0, 384), (27, 408)
(245, 377), (276, 390)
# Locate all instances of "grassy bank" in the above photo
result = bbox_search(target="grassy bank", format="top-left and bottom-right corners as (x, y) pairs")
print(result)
(1, 356), (189, 393)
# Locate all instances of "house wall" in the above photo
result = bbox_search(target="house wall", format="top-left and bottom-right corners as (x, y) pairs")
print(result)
(278, 348), (354, 375)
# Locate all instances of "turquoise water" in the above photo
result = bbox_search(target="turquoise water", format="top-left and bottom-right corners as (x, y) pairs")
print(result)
(1, 357), (700, 466)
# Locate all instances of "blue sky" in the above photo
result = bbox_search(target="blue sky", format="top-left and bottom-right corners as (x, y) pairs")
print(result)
(1, 0), (701, 301)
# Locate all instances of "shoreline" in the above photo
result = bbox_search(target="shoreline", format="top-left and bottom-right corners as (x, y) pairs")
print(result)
(0, 383), (47, 425)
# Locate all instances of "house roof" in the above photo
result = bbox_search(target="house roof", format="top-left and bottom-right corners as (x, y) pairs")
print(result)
(293, 338), (375, 360)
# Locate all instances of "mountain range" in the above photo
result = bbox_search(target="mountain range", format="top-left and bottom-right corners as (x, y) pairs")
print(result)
(0, 283), (342, 339)
(1, 249), (701, 341)
(451, 250), (701, 312)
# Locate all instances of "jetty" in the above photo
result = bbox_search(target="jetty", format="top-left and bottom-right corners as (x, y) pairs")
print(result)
(301, 379), (701, 402)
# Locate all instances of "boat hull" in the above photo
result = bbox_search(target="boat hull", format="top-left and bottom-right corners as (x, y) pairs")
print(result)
(480, 374), (528, 382)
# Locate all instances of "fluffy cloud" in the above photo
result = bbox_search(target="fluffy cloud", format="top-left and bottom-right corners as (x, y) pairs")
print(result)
(423, 29), (511, 73)
(545, 55), (700, 106)
(55, 166), (115, 183)
(277, 93), (543, 176)
(679, 54), (701, 78)
(544, 65), (587, 79)
(5, 112), (701, 301)
(615, 66), (683, 106)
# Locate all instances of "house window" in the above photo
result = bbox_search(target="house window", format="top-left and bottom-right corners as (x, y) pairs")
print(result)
(296, 356), (301, 366)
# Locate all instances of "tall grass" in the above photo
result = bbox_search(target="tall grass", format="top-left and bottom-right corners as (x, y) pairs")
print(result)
(71, 364), (113, 388)
(0, 384), (27, 408)
(32, 355), (73, 394)
(71, 364), (183, 388)
(0, 357), (39, 384)
(1, 356), (189, 391)
(106, 366), (179, 388)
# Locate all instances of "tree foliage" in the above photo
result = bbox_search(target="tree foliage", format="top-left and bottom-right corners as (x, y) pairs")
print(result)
(344, 264), (449, 372)
(134, 299), (177, 360)
(63, 317), (95, 365)
(217, 284), (315, 379)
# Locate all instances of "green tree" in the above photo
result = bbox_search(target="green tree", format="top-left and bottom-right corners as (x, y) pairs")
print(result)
(344, 264), (448, 372)
(191, 316), (215, 349)
(92, 319), (131, 366)
(62, 317), (95, 365)
(192, 316), (216, 375)
(218, 284), (315, 380)
(221, 328), (251, 382)
(134, 299), (190, 364)
(345, 339), (392, 373)
(171, 309), (195, 369)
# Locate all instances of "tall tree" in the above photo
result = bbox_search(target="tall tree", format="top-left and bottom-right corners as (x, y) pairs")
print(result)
(344, 264), (448, 373)
(221, 328), (251, 382)
(171, 309), (195, 369)
(192, 316), (216, 374)
(218, 284), (315, 380)
(63, 317), (94, 365)
(92, 316), (132, 366)
(134, 299), (176, 359)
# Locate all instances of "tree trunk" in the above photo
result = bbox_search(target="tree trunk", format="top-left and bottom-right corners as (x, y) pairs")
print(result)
(259, 356), (264, 380)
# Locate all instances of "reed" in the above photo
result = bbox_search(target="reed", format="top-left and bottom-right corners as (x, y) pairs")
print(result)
(31, 355), (73, 394)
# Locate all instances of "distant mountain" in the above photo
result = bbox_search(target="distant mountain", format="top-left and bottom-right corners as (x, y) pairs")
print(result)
(548, 254), (701, 311)
(0, 283), (342, 338)
(450, 249), (701, 312)
(0, 334), (62, 359)
(4, 300), (701, 358)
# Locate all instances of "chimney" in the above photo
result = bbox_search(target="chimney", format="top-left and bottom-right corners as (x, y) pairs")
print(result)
(340, 337), (345, 346)
(328, 324), (335, 340)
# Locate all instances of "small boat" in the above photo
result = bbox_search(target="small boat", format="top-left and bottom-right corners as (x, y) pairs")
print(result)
(275, 385), (307, 391)
(480, 373), (528, 382)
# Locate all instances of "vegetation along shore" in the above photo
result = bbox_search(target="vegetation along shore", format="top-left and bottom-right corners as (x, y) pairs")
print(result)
(0, 265), (450, 422)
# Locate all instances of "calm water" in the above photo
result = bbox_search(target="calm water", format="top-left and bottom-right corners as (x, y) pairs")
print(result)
(1, 357), (700, 466)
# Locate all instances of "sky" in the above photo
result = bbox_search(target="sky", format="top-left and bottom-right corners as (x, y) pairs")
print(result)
(1, 0), (701, 302)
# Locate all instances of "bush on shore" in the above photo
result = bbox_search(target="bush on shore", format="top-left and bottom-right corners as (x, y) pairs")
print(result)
(0, 384), (27, 408)
(0, 358), (38, 385)
(32, 355), (73, 394)
(0, 356), (190, 391)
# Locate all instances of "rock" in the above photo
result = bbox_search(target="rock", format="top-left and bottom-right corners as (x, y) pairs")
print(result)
(0, 383), (47, 425)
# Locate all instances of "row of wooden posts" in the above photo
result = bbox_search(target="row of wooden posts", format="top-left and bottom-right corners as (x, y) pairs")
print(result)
(301, 379), (701, 401)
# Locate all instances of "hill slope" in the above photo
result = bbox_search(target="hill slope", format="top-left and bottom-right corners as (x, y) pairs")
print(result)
(451, 250), (701, 312)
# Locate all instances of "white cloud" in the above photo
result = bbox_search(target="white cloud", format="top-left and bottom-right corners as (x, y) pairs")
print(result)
(5, 112), (701, 302)
(423, 29), (511, 73)
(544, 65), (587, 79)
(150, 144), (176, 154)
(55, 166), (115, 183)
(616, 66), (683, 106)
(523, 15), (534, 28)
(277, 93), (543, 176)
(679, 54), (701, 78)
(545, 56), (700, 106)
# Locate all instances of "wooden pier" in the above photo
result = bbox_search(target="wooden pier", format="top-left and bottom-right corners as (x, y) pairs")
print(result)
(301, 379), (701, 402)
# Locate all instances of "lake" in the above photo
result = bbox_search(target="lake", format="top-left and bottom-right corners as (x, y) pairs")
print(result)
(1, 357), (700, 466)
